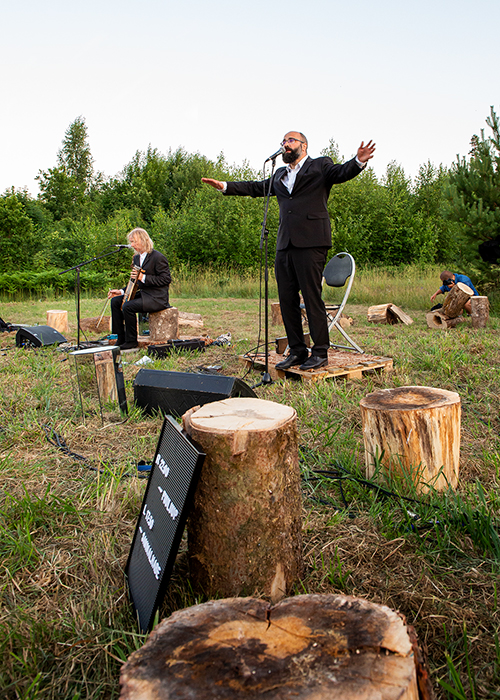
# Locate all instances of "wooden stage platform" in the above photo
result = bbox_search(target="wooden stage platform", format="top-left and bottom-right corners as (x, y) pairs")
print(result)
(240, 349), (393, 383)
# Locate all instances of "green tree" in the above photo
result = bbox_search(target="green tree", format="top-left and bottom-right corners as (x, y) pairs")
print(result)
(36, 116), (95, 220)
(0, 195), (36, 271)
(444, 106), (500, 286)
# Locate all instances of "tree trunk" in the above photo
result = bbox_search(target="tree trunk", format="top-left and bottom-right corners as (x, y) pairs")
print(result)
(120, 594), (429, 700)
(441, 282), (473, 318)
(46, 309), (69, 334)
(425, 311), (465, 330)
(470, 296), (489, 328)
(271, 302), (283, 326)
(178, 310), (203, 330)
(149, 307), (179, 341)
(367, 303), (413, 325)
(182, 397), (302, 602)
(360, 385), (460, 492)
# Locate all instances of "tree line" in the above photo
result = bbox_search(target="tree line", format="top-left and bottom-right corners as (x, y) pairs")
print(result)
(1, 110), (499, 296)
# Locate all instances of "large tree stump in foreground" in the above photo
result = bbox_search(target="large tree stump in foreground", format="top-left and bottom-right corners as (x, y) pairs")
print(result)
(182, 397), (302, 602)
(470, 295), (489, 328)
(360, 386), (460, 492)
(441, 281), (473, 318)
(120, 594), (431, 700)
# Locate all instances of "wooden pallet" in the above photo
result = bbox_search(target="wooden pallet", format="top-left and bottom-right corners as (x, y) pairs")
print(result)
(240, 350), (393, 383)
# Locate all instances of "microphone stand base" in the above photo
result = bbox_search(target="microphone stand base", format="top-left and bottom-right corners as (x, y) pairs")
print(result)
(251, 371), (273, 389)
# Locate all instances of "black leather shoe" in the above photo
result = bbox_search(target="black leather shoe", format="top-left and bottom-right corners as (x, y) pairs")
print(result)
(120, 341), (139, 351)
(299, 355), (328, 371)
(275, 353), (309, 370)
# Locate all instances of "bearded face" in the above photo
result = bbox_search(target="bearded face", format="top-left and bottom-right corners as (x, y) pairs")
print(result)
(282, 143), (302, 164)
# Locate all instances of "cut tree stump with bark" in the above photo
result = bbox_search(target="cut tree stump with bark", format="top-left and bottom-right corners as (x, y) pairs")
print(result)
(148, 307), (179, 341)
(441, 282), (473, 318)
(367, 303), (413, 325)
(178, 310), (203, 329)
(470, 295), (489, 329)
(425, 311), (466, 330)
(360, 386), (460, 492)
(271, 302), (283, 325)
(119, 594), (431, 700)
(46, 309), (69, 334)
(182, 397), (302, 602)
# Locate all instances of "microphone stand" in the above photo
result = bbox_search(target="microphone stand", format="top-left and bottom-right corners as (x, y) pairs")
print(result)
(60, 247), (127, 349)
(252, 156), (279, 389)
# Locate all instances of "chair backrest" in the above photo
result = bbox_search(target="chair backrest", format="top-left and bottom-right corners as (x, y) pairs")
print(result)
(323, 252), (355, 288)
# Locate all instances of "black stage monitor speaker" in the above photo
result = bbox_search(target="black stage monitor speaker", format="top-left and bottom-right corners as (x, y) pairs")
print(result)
(16, 325), (67, 348)
(133, 369), (257, 418)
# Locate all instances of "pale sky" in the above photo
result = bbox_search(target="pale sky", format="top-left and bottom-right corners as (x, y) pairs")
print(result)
(3, 0), (499, 195)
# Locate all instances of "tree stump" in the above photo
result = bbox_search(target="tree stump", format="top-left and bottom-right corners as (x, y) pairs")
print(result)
(178, 310), (203, 329)
(119, 594), (429, 700)
(271, 302), (283, 326)
(367, 303), (413, 325)
(425, 311), (465, 330)
(470, 295), (489, 328)
(46, 309), (69, 334)
(182, 397), (302, 602)
(441, 282), (473, 318)
(360, 386), (460, 492)
(149, 307), (179, 341)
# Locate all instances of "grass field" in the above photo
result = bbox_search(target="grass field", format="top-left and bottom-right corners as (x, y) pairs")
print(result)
(0, 278), (499, 698)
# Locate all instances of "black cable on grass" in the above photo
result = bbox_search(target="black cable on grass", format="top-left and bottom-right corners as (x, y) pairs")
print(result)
(301, 457), (500, 546)
(41, 424), (150, 480)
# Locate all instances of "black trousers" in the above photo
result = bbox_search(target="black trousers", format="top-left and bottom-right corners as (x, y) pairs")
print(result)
(110, 294), (144, 344)
(274, 246), (329, 357)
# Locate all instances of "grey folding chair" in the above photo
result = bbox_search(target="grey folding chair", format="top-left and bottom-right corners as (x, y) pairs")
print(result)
(322, 252), (363, 353)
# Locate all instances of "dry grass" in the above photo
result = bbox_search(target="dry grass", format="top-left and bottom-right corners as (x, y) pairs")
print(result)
(0, 295), (499, 698)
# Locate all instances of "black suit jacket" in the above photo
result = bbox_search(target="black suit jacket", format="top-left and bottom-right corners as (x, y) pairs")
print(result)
(225, 156), (363, 250)
(133, 249), (171, 312)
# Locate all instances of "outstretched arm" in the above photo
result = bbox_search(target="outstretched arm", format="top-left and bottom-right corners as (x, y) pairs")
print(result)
(202, 177), (225, 191)
(357, 140), (376, 163)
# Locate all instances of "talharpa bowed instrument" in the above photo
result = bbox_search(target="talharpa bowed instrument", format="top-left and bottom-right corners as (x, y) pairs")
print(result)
(121, 264), (145, 309)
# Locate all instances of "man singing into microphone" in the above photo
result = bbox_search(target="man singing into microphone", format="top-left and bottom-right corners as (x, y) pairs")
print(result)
(108, 228), (171, 350)
(202, 131), (375, 370)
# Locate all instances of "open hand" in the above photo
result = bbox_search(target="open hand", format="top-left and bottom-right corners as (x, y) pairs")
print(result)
(357, 140), (376, 163)
(202, 177), (225, 190)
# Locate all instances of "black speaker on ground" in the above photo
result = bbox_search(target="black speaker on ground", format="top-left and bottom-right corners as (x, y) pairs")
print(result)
(16, 325), (67, 348)
(133, 369), (257, 418)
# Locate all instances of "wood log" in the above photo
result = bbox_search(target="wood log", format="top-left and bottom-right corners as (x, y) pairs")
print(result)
(178, 310), (203, 329)
(441, 282), (473, 318)
(182, 397), (302, 601)
(338, 315), (353, 330)
(46, 309), (69, 334)
(120, 594), (427, 700)
(271, 302), (283, 326)
(275, 334), (310, 355)
(367, 303), (413, 325)
(425, 311), (465, 330)
(470, 295), (489, 329)
(360, 386), (460, 492)
(149, 307), (179, 341)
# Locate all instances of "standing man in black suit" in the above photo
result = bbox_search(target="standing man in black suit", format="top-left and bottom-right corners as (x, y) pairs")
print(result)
(108, 227), (171, 350)
(202, 131), (375, 370)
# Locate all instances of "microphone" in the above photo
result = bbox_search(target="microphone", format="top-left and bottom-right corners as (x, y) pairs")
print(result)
(114, 244), (133, 249)
(265, 146), (285, 162)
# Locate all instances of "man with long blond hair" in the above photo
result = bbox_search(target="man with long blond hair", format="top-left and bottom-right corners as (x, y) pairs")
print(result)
(108, 228), (171, 350)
